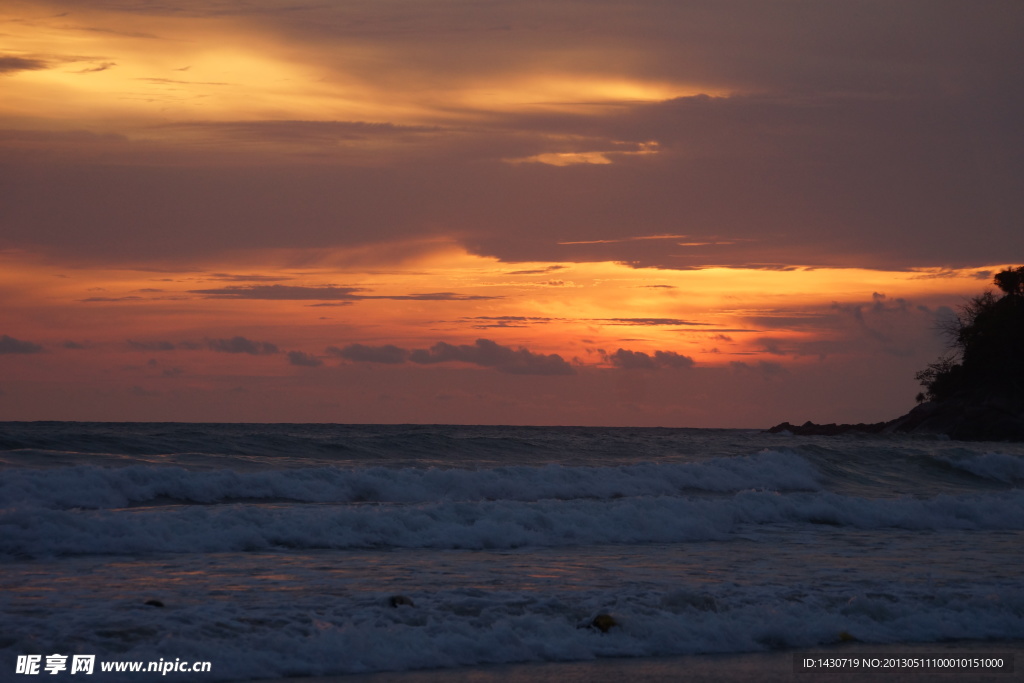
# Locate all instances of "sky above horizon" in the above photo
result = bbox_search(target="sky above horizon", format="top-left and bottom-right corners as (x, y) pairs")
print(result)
(1, 0), (1022, 426)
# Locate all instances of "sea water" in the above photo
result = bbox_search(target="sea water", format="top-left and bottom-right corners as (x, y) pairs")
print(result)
(1, 423), (1023, 681)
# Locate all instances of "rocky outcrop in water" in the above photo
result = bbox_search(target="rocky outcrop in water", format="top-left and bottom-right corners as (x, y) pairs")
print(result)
(768, 395), (1024, 441)
(884, 394), (1024, 441)
(769, 267), (1024, 442)
(766, 420), (888, 437)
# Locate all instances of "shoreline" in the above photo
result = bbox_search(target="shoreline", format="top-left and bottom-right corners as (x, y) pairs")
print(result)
(253, 640), (1022, 682)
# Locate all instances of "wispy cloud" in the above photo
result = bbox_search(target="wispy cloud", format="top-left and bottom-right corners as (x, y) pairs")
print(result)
(460, 315), (558, 329)
(0, 55), (49, 73)
(161, 120), (442, 142)
(558, 234), (689, 245)
(189, 285), (498, 301)
(331, 339), (575, 375)
(73, 61), (116, 73)
(127, 340), (177, 351)
(375, 292), (500, 301)
(410, 339), (575, 375)
(207, 273), (295, 282)
(328, 343), (407, 364)
(730, 360), (786, 378)
(287, 350), (323, 367)
(190, 285), (365, 300)
(0, 334), (43, 354)
(604, 348), (695, 370)
(596, 318), (711, 326)
(206, 336), (279, 355)
(506, 265), (567, 275)
(136, 77), (229, 86)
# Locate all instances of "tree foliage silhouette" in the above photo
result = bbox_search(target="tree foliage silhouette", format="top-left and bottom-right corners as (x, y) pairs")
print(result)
(916, 267), (1024, 403)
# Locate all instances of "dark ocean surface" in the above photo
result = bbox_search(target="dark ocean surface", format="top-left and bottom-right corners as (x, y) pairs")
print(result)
(2, 422), (1023, 681)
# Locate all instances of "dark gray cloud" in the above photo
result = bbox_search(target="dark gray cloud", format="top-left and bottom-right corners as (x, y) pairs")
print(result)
(652, 350), (696, 368)
(207, 273), (294, 282)
(1, 51), (129, 77)
(743, 313), (833, 330)
(467, 321), (527, 328)
(756, 338), (789, 356)
(160, 120), (441, 144)
(608, 349), (656, 369)
(829, 293), (915, 343)
(128, 339), (208, 351)
(378, 292), (498, 301)
(465, 80), (1024, 269)
(408, 339), (575, 375)
(190, 285), (366, 300)
(464, 316), (557, 322)
(227, 0), (1021, 102)
(136, 77), (229, 85)
(206, 336), (279, 354)
(287, 350), (323, 367)
(75, 61), (117, 73)
(333, 338), (574, 375)
(127, 339), (177, 351)
(0, 56), (49, 73)
(597, 318), (710, 326)
(189, 284), (498, 301)
(606, 348), (695, 370)
(506, 265), (567, 275)
(81, 296), (145, 302)
(0, 335), (43, 354)
(329, 343), (408, 364)
(2, 0), (1021, 272)
(76, 25), (164, 40)
(739, 291), (941, 360)
(747, 294), (923, 342)
(460, 315), (557, 328)
(0, 128), (128, 144)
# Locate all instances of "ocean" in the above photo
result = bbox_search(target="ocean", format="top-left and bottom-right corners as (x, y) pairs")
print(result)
(1, 422), (1023, 681)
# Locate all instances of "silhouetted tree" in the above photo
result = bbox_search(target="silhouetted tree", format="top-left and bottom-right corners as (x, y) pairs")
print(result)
(915, 355), (962, 403)
(994, 266), (1024, 297)
(916, 267), (1024, 403)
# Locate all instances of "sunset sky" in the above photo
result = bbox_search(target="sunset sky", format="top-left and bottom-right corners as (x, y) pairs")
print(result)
(1, 0), (1022, 426)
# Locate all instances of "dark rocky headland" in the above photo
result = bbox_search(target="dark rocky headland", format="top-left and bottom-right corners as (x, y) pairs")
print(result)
(768, 267), (1024, 442)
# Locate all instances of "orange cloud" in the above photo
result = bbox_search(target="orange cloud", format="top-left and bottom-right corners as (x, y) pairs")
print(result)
(1, 245), (1006, 368)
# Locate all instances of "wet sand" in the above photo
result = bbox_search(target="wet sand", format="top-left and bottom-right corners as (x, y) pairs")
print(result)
(254, 640), (1021, 682)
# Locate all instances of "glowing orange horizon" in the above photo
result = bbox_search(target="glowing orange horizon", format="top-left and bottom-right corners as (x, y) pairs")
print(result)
(1, 244), (1007, 374)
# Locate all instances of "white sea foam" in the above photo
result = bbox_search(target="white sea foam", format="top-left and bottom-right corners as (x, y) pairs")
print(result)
(942, 452), (1024, 483)
(3, 424), (1022, 681)
(3, 558), (1022, 682)
(0, 449), (820, 511)
(4, 488), (1024, 558)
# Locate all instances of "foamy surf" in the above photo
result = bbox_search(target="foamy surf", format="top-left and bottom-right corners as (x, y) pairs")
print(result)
(1, 423), (1022, 681)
